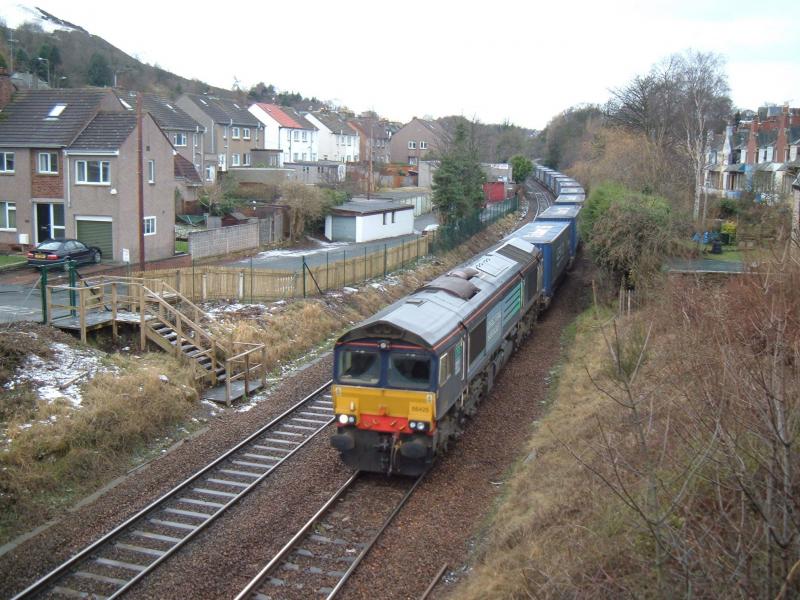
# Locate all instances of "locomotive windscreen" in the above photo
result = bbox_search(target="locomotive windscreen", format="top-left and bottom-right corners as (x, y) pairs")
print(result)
(338, 349), (381, 385)
(387, 353), (432, 390)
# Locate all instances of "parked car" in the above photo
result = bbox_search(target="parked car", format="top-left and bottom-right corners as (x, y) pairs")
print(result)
(27, 239), (102, 268)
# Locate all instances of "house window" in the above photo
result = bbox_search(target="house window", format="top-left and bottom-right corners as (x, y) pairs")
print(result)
(311, 153), (317, 161)
(293, 152), (299, 161)
(147, 159), (155, 183)
(347, 136), (352, 146)
(193, 133), (199, 147)
(302, 131), (307, 141)
(302, 153), (307, 160)
(231, 153), (241, 166)
(383, 212), (387, 225)
(232, 127), (240, 139)
(0, 152), (14, 173)
(243, 153), (251, 166)
(243, 128), (251, 140)
(293, 130), (300, 141)
(205, 165), (215, 181)
(218, 154), (226, 169)
(408, 141), (416, 149)
(420, 141), (428, 150)
(38, 152), (59, 174)
(143, 216), (156, 236)
(223, 126), (228, 139)
(391, 211), (396, 223)
(173, 133), (187, 147)
(286, 130), (291, 141)
(0, 201), (16, 230)
(75, 160), (110, 184)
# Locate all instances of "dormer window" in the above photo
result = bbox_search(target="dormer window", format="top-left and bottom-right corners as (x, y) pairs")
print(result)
(46, 104), (67, 120)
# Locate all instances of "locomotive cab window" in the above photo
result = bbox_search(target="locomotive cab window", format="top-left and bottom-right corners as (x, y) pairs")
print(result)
(387, 353), (431, 390)
(338, 349), (380, 385)
(439, 352), (454, 386)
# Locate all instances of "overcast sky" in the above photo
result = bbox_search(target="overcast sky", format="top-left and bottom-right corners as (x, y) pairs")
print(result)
(3, 0), (798, 129)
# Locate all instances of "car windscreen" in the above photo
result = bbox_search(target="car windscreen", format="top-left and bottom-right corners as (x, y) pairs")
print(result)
(36, 241), (63, 251)
(337, 349), (381, 385)
(387, 352), (431, 390)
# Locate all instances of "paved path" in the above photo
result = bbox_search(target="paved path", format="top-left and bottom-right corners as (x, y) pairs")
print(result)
(666, 258), (745, 273)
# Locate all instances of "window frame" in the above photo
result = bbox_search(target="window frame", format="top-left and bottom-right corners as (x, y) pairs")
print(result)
(147, 159), (155, 183)
(173, 132), (188, 147)
(38, 151), (59, 174)
(231, 153), (241, 167)
(0, 201), (17, 231)
(243, 128), (251, 140)
(75, 159), (111, 185)
(231, 126), (241, 140)
(420, 140), (428, 150)
(193, 133), (199, 147)
(408, 141), (416, 149)
(143, 216), (156, 236)
(0, 152), (15, 173)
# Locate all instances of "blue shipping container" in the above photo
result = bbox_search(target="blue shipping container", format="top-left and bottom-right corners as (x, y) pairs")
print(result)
(537, 205), (582, 257)
(513, 221), (571, 297)
(555, 193), (586, 205)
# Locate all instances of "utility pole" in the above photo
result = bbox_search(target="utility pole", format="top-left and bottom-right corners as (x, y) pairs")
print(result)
(8, 34), (16, 72)
(367, 121), (373, 199)
(137, 92), (145, 270)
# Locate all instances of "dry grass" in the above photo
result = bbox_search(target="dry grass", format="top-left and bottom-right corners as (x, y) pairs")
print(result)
(0, 353), (199, 542)
(452, 307), (643, 599)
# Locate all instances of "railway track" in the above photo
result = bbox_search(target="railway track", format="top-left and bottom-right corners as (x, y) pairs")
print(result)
(235, 470), (426, 600)
(12, 381), (335, 600)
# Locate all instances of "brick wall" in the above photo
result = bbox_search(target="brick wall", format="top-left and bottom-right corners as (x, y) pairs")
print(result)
(188, 222), (260, 259)
(30, 151), (64, 198)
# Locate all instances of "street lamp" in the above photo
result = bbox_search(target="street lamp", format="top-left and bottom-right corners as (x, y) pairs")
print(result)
(36, 57), (50, 87)
(58, 76), (68, 88)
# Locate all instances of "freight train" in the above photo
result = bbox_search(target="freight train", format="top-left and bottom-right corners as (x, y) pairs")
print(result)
(330, 168), (584, 475)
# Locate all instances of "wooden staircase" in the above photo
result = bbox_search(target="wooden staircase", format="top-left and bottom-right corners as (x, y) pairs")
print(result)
(46, 275), (266, 406)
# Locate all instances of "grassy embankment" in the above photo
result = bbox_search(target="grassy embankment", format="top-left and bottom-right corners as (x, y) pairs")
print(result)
(0, 213), (523, 545)
(454, 249), (800, 598)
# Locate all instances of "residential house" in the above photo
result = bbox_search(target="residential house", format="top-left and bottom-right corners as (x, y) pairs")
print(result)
(388, 117), (447, 165)
(66, 112), (176, 261)
(704, 106), (800, 200)
(286, 161), (346, 185)
(0, 87), (121, 250)
(0, 87), (177, 261)
(116, 91), (205, 176)
(177, 94), (261, 182)
(305, 110), (359, 163)
(248, 103), (318, 165)
(348, 116), (392, 164)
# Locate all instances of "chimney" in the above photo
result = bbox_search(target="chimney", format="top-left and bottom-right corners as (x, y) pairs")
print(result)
(746, 118), (759, 165)
(0, 68), (13, 110)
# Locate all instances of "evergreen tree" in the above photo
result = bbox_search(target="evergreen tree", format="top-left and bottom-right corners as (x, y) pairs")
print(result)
(87, 53), (112, 87)
(509, 154), (533, 183)
(14, 47), (29, 72)
(432, 122), (485, 224)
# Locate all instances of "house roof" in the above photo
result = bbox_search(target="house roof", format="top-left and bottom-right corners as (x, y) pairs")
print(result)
(174, 154), (202, 185)
(309, 111), (358, 135)
(184, 94), (259, 127)
(790, 126), (800, 145)
(116, 91), (201, 131)
(0, 88), (111, 148)
(254, 103), (316, 130)
(70, 112), (137, 151)
(349, 117), (391, 140)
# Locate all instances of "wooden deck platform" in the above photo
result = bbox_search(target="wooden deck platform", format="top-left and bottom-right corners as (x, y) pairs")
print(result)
(202, 379), (264, 404)
(50, 310), (147, 331)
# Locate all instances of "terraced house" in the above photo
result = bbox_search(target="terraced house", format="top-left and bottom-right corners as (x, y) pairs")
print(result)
(305, 110), (360, 163)
(248, 103), (318, 165)
(177, 94), (261, 181)
(0, 86), (177, 262)
(705, 105), (800, 201)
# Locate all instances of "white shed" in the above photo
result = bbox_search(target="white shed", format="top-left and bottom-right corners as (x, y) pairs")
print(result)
(325, 200), (415, 243)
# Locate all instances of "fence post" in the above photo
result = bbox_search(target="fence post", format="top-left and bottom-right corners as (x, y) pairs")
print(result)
(111, 282), (118, 340)
(384, 244), (387, 278)
(39, 269), (48, 324)
(238, 270), (244, 300)
(302, 256), (307, 298)
(343, 250), (346, 286)
(250, 257), (254, 304)
(326, 252), (329, 290)
(139, 284), (146, 351)
(201, 272), (207, 301)
(364, 246), (367, 282)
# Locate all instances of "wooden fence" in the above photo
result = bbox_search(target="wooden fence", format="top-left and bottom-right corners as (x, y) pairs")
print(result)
(131, 237), (430, 302)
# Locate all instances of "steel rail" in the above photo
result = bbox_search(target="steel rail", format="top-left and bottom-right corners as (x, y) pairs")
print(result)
(235, 469), (427, 600)
(12, 380), (334, 600)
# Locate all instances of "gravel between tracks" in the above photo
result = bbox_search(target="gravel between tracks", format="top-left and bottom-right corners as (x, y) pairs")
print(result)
(1, 191), (589, 600)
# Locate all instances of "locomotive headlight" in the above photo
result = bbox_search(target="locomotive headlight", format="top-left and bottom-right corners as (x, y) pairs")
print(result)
(338, 414), (349, 425)
(409, 421), (417, 430)
(348, 415), (356, 424)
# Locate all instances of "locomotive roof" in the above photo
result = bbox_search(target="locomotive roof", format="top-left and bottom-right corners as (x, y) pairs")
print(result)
(338, 237), (541, 349)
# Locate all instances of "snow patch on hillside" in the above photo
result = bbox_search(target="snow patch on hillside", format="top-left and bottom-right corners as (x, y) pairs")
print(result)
(0, 3), (84, 34)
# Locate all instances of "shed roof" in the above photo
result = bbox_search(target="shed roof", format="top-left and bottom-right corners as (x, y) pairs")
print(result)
(331, 200), (414, 216)
(174, 154), (202, 185)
